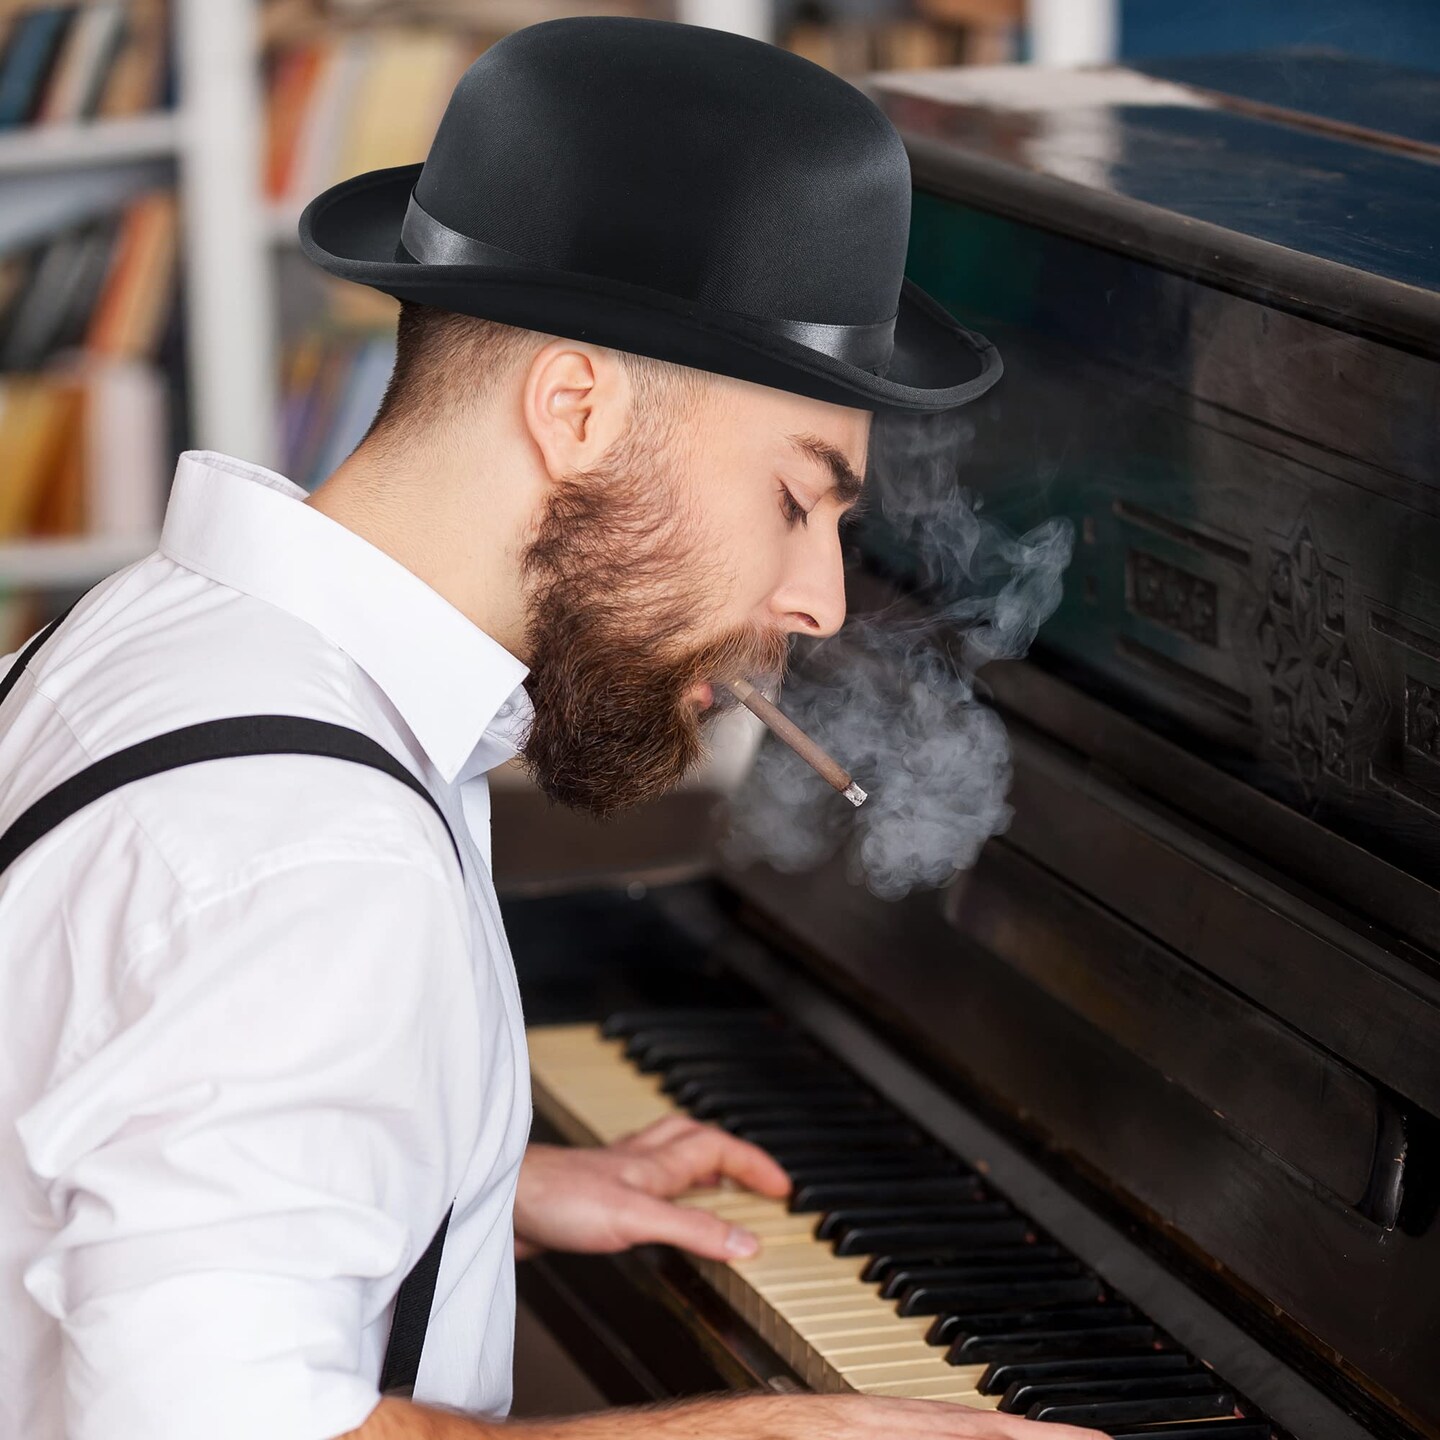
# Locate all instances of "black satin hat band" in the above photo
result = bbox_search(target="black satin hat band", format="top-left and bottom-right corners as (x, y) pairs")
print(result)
(399, 190), (898, 373)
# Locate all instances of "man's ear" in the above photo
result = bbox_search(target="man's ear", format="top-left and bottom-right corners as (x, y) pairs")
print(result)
(522, 340), (633, 481)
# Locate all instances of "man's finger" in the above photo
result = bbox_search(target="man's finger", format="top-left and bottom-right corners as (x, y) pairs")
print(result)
(652, 1124), (791, 1198)
(617, 1113), (701, 1150)
(615, 1190), (760, 1260)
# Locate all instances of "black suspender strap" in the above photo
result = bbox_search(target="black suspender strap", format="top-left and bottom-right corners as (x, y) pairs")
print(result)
(378, 1208), (450, 1394)
(2, 623), (457, 1396)
(0, 598), (82, 713)
(0, 715), (462, 876)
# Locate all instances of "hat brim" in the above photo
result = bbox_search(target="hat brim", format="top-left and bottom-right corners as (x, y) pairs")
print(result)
(297, 164), (1000, 414)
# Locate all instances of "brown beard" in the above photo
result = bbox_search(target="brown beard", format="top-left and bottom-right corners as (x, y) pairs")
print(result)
(519, 430), (790, 819)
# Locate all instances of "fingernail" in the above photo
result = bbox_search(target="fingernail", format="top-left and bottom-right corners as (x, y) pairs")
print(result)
(725, 1226), (758, 1257)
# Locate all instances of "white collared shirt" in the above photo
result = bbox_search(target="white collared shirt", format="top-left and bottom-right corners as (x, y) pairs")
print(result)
(0, 451), (536, 1440)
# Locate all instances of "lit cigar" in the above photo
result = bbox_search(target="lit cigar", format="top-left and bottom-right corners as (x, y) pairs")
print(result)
(726, 678), (867, 808)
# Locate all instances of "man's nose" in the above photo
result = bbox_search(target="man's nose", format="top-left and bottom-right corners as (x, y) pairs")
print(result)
(770, 531), (847, 639)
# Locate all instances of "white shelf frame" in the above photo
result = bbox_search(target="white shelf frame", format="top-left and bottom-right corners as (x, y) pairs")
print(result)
(174, 0), (279, 470)
(0, 535), (157, 590)
(0, 110), (183, 176)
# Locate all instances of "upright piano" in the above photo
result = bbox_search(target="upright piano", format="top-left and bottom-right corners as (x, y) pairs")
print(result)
(503, 54), (1440, 1440)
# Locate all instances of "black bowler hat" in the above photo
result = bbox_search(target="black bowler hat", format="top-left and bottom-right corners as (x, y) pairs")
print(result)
(298, 15), (1000, 414)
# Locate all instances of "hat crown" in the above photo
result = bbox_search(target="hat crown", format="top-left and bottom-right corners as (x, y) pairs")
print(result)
(413, 17), (912, 328)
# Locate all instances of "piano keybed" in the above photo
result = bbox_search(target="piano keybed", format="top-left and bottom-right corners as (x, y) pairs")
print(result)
(527, 1012), (1276, 1437)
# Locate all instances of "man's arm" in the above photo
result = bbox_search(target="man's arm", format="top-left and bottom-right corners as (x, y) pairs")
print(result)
(19, 850), (478, 1440)
(350, 1393), (1109, 1439)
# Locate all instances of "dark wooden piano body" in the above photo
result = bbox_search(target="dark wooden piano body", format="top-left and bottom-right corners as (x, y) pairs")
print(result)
(502, 55), (1440, 1440)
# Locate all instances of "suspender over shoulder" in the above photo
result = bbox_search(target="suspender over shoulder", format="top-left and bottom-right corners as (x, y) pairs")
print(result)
(0, 601), (454, 1396)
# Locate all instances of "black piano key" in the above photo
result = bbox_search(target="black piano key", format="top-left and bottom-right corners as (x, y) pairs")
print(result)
(601, 1009), (771, 1038)
(865, 1243), (1061, 1287)
(763, 1148), (941, 1173)
(685, 1085), (870, 1115)
(865, 1242), (1064, 1280)
(900, 1273), (1105, 1316)
(832, 1209), (1020, 1253)
(622, 1018), (783, 1042)
(879, 1257), (1079, 1299)
(979, 1352), (1199, 1396)
(865, 1224), (1040, 1281)
(665, 1073), (853, 1103)
(660, 1058), (840, 1089)
(1104, 1423), (1271, 1440)
(1001, 1373), (1222, 1417)
(1026, 1392), (1235, 1427)
(712, 1106), (888, 1131)
(784, 1156), (968, 1186)
(633, 1037), (819, 1071)
(928, 1303), (1140, 1349)
(790, 1176), (983, 1212)
(628, 1023), (804, 1047)
(948, 1324), (1161, 1364)
(812, 1203), (990, 1238)
(735, 1124), (925, 1150)
(623, 1025), (787, 1058)
(815, 1203), (1004, 1240)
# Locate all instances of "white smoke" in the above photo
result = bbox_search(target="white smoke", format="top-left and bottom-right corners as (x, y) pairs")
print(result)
(721, 408), (1072, 901)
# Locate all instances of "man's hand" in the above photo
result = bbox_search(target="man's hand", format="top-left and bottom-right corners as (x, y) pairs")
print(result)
(513, 1115), (790, 1261)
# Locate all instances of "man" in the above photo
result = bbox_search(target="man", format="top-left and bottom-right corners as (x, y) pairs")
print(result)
(0, 16), (1092, 1440)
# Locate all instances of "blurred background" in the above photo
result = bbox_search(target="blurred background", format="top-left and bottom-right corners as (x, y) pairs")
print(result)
(1, 0), (1439, 656)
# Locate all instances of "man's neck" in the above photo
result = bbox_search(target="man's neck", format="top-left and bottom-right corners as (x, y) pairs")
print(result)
(304, 442), (534, 661)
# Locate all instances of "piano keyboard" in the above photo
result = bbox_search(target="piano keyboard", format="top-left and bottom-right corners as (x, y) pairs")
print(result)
(528, 1011), (1274, 1437)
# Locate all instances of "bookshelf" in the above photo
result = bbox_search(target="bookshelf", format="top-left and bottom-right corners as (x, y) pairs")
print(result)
(0, 106), (180, 173)
(0, 0), (276, 617)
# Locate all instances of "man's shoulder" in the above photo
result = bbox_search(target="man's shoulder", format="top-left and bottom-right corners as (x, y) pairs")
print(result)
(6, 557), (459, 901)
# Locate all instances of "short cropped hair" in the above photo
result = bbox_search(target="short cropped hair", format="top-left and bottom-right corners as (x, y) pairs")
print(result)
(361, 300), (708, 453)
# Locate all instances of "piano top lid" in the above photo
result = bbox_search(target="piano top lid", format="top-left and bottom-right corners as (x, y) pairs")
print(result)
(869, 56), (1440, 352)
(1130, 50), (1440, 154)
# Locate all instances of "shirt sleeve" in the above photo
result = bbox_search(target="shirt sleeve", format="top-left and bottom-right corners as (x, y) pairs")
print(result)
(16, 853), (482, 1440)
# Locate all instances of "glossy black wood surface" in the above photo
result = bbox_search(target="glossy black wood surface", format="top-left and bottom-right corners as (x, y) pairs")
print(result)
(1131, 52), (1440, 152)
(869, 66), (1440, 352)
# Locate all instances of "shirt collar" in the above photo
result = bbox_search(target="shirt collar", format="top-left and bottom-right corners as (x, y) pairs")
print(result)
(159, 449), (532, 785)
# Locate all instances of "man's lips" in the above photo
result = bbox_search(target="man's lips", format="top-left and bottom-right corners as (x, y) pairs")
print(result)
(687, 681), (715, 711)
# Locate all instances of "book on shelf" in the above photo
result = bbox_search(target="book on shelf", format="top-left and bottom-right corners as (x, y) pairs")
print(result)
(0, 355), (168, 542)
(0, 347), (168, 651)
(0, 185), (177, 588)
(0, 0), (171, 131)
(265, 25), (481, 209)
(1, 186), (177, 368)
(783, 16), (984, 76)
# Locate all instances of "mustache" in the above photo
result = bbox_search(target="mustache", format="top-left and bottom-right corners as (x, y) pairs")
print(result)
(688, 622), (793, 700)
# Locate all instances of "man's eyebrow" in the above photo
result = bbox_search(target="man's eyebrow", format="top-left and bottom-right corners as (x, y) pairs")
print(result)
(787, 432), (865, 505)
